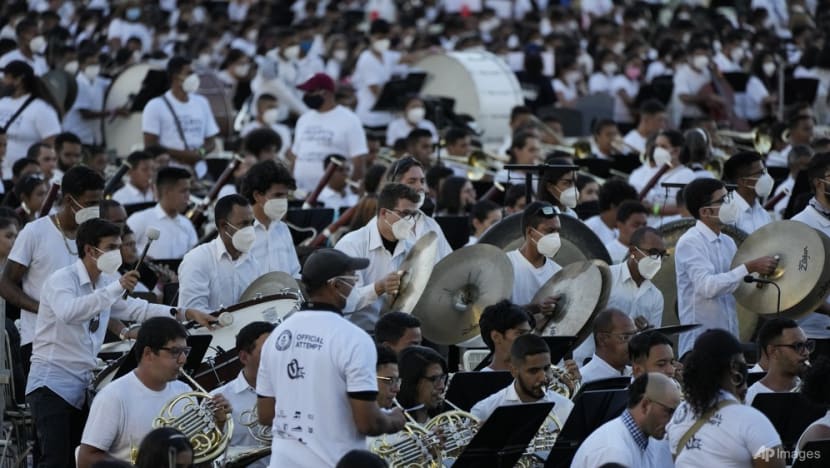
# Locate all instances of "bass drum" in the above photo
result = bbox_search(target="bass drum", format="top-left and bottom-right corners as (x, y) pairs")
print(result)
(104, 64), (152, 157)
(414, 51), (523, 148)
(42, 69), (78, 115)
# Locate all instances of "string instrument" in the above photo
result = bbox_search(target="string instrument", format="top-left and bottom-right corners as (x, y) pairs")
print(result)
(302, 158), (342, 209)
(763, 188), (789, 211)
(307, 203), (358, 248)
(186, 154), (244, 230)
(699, 64), (750, 131)
(39, 182), (61, 217)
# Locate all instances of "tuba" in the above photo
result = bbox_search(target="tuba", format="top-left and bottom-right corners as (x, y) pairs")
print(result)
(368, 400), (442, 467)
(153, 370), (234, 464)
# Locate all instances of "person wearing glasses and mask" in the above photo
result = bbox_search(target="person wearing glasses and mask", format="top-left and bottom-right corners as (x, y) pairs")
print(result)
(746, 318), (812, 404)
(256, 249), (406, 467)
(722, 152), (773, 234)
(675, 178), (778, 357)
(396, 345), (450, 425)
(177, 195), (259, 312)
(579, 308), (636, 384)
(667, 329), (784, 467)
(335, 183), (432, 331)
(79, 316), (224, 468)
(574, 227), (666, 364)
(27, 220), (216, 468)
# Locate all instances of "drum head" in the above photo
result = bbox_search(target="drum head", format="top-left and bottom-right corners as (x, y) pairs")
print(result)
(42, 70), (77, 113)
(104, 64), (152, 156)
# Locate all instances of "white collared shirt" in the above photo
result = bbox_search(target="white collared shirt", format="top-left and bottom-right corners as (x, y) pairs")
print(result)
(26, 260), (174, 409)
(574, 262), (664, 364)
(675, 220), (748, 356)
(177, 237), (260, 311)
(644, 165), (696, 227)
(211, 371), (270, 468)
(605, 238), (629, 264)
(112, 182), (156, 205)
(628, 163), (658, 194)
(414, 212), (453, 260)
(126, 204), (198, 260)
(733, 193), (771, 234)
(471, 380), (574, 432)
(251, 218), (301, 278)
(789, 204), (830, 338)
(572, 412), (673, 468)
(506, 249), (561, 306)
(584, 215), (617, 244)
(318, 186), (359, 210)
(579, 353), (632, 384)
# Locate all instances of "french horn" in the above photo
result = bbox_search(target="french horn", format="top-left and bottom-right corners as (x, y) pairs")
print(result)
(368, 400), (442, 467)
(518, 412), (564, 468)
(424, 398), (480, 461)
(239, 404), (272, 445)
(548, 366), (581, 400)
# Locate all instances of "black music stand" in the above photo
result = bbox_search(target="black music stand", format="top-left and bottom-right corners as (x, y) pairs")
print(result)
(284, 208), (334, 245)
(123, 201), (156, 217)
(444, 371), (514, 412)
(434, 216), (469, 250)
(574, 158), (612, 179)
(183, 335), (212, 375)
(752, 393), (826, 457)
(792, 440), (830, 468)
(452, 401), (554, 468)
(539, 336), (577, 363)
(723, 72), (750, 93)
(784, 78), (819, 106)
(371, 72), (427, 112)
(573, 376), (630, 398)
(546, 388), (629, 468)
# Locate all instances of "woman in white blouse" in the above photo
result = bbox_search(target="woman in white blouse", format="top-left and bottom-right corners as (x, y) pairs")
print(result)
(552, 55), (585, 108)
(742, 50), (779, 125)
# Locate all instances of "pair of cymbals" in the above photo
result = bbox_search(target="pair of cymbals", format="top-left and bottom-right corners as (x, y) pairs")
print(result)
(240, 272), (302, 303)
(383, 232), (439, 314)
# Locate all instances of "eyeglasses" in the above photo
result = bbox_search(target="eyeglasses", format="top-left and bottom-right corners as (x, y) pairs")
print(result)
(390, 209), (421, 222)
(377, 376), (402, 386)
(773, 340), (815, 354)
(707, 193), (733, 207)
(635, 246), (670, 260)
(743, 169), (767, 180)
(159, 346), (192, 359)
(422, 373), (448, 386)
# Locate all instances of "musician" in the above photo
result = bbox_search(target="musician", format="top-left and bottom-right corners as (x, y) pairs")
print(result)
(722, 152), (774, 234)
(535, 157), (580, 216)
(584, 178), (637, 244)
(209, 321), (274, 468)
(13, 173), (47, 226)
(385, 96), (439, 147)
(0, 19), (48, 75)
(504, 185), (529, 216)
(468, 200), (502, 245)
(63, 49), (113, 148)
(672, 42), (718, 128)
(604, 201), (649, 264)
(580, 308), (635, 383)
(405, 129), (434, 168)
(779, 115), (815, 164)
(239, 93), (293, 160)
(746, 318), (810, 404)
(126, 167), (197, 260)
(288, 72), (368, 193)
(666, 329), (785, 467)
(507, 202), (561, 310)
(590, 119), (622, 160)
(0, 165), (103, 374)
(622, 100), (667, 156)
(770, 145), (811, 219)
(675, 178), (778, 356)
(141, 56), (219, 174)
(376, 345), (400, 410)
(441, 127), (474, 177)
(572, 373), (679, 468)
(256, 248), (406, 467)
(796, 357), (830, 454)
(374, 311), (422, 355)
(385, 157), (453, 258)
(99, 200), (127, 231)
(30, 142), (58, 184)
(478, 300), (532, 372)
(494, 130), (542, 184)
(26, 219), (216, 467)
(79, 316), (229, 468)
(319, 154), (359, 210)
(53, 132), (83, 180)
(239, 159), (301, 278)
(111, 151), (156, 205)
(629, 331), (678, 379)
(396, 345), (449, 424)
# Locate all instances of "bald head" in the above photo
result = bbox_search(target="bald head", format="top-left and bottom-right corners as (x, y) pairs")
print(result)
(644, 372), (682, 409)
(593, 308), (633, 335)
(629, 372), (682, 439)
(593, 308), (637, 368)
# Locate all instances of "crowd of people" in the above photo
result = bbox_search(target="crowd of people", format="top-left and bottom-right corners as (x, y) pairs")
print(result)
(0, 0), (829, 467)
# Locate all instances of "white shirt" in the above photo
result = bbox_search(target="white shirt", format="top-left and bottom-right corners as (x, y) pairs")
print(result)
(112, 182), (155, 205)
(771, 175), (794, 219)
(106, 19), (153, 53)
(0, 94), (61, 178)
(584, 215), (617, 244)
(318, 186), (359, 210)
(8, 216), (78, 345)
(667, 390), (781, 467)
(63, 73), (110, 146)
(26, 260), (173, 409)
(126, 204), (198, 260)
(605, 238), (629, 264)
(0, 49), (49, 76)
(579, 353), (632, 384)
(789, 204), (830, 338)
(177, 237), (260, 311)
(580, 0), (614, 17)
(211, 371), (269, 468)
(628, 163), (658, 194)
(552, 78), (579, 102)
(471, 381), (574, 433)
(240, 120), (293, 160)
(766, 147), (788, 168)
(644, 165), (696, 227)
(588, 72), (614, 95)
(352, 49), (400, 127)
(645, 61), (671, 84)
(81, 371), (191, 461)
(623, 130), (648, 156)
(335, 219), (418, 330)
(675, 221), (748, 356)
(291, 105), (368, 193)
(385, 117), (439, 147)
(611, 75), (640, 123)
(733, 193), (771, 234)
(257, 309), (378, 468)
(672, 63), (712, 123)
(796, 410), (830, 459)
(572, 412), (673, 468)
(251, 218), (301, 277)
(739, 76), (771, 122)
(574, 262), (664, 364)
(506, 249), (561, 306)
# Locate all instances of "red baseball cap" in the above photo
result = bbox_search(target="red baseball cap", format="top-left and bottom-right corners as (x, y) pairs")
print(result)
(297, 73), (335, 93)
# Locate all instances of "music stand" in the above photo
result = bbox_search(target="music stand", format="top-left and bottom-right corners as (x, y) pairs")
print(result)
(723, 72), (750, 93)
(573, 376), (631, 397)
(792, 440), (830, 468)
(183, 334), (212, 374)
(752, 393), (826, 455)
(784, 78), (819, 106)
(434, 216), (469, 250)
(371, 73), (427, 112)
(452, 401), (554, 468)
(284, 208), (334, 245)
(123, 201), (156, 217)
(444, 371), (514, 412)
(539, 336), (577, 363)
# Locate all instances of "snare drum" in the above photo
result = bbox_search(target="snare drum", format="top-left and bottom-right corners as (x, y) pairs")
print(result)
(98, 340), (134, 362)
(88, 352), (129, 400)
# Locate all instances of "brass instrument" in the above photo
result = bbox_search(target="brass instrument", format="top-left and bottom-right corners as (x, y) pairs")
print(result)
(424, 398), (479, 461)
(368, 400), (443, 467)
(153, 370), (234, 464)
(528, 115), (564, 145)
(437, 149), (506, 182)
(517, 412), (563, 468)
(239, 404), (272, 445)
(548, 366), (581, 400)
(717, 128), (773, 154)
(541, 139), (592, 159)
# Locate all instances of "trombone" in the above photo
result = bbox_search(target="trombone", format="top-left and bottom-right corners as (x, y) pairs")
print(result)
(541, 139), (593, 159)
(717, 128), (773, 154)
(436, 150), (506, 181)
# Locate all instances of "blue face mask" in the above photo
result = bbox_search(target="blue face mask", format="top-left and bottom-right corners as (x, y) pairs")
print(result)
(299, 39), (313, 54)
(126, 7), (141, 21)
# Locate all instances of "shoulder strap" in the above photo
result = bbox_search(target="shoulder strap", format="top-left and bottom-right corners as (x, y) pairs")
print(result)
(673, 399), (738, 461)
(161, 95), (190, 150)
(1, 96), (36, 132)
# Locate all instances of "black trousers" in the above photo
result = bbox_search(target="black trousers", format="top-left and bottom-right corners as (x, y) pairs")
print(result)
(27, 387), (88, 468)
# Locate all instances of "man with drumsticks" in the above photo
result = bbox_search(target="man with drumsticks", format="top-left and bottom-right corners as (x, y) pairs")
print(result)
(24, 219), (216, 467)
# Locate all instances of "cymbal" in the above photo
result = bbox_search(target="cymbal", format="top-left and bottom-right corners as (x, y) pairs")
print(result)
(731, 220), (830, 319)
(240, 271), (301, 303)
(383, 231), (438, 314)
(533, 260), (611, 346)
(478, 212), (612, 265)
(645, 323), (702, 335)
(412, 244), (514, 345)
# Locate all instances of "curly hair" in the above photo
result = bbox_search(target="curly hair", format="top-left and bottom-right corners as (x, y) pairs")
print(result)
(682, 329), (742, 416)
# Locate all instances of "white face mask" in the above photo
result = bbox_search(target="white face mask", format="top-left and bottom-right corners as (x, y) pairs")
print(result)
(386, 212), (415, 241)
(233, 63), (250, 77)
(228, 223), (256, 252)
(565, 71), (581, 85)
(64, 60), (79, 74)
(762, 62), (776, 77)
(692, 55), (709, 70)
(83, 65), (100, 81)
(406, 107), (426, 124)
(653, 146), (672, 167)
(283, 45), (300, 60)
(717, 197), (740, 224)
(730, 47), (744, 63)
(182, 73), (200, 93)
(602, 62), (618, 75)
(196, 53), (211, 68)
(558, 186), (579, 209)
(754, 172), (774, 198)
(333, 49), (348, 62)
(612, 42), (625, 55)
(416, 192), (426, 209)
(262, 108), (280, 125)
(246, 30), (258, 43)
(533, 230), (561, 258)
(95, 248), (122, 275)
(30, 36), (47, 55)
(636, 251), (662, 280)
(72, 197), (99, 225)
(373, 38), (391, 53)
(264, 198), (288, 221)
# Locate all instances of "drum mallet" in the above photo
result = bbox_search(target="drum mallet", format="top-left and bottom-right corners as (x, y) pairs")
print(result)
(123, 227), (161, 299)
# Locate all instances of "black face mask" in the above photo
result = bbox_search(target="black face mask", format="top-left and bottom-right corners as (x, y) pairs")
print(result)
(303, 93), (324, 110)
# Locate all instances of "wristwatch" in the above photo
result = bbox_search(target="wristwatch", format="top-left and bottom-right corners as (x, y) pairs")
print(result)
(119, 327), (130, 341)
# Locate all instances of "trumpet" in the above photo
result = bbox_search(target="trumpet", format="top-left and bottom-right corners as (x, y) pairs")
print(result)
(717, 128), (773, 154)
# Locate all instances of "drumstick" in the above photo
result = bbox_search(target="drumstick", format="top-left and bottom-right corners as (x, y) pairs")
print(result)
(123, 227), (160, 299)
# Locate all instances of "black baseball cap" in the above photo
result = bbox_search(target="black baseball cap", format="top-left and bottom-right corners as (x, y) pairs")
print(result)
(0, 60), (33, 77)
(301, 249), (369, 288)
